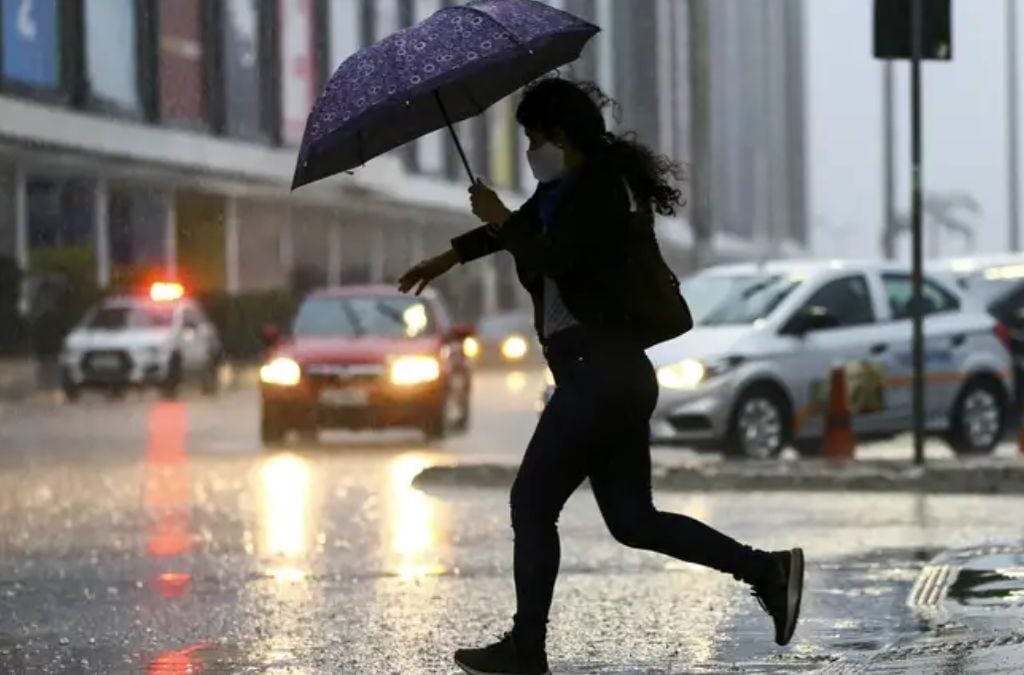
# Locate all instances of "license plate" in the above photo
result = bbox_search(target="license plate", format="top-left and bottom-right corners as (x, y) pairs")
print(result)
(91, 355), (121, 371)
(319, 388), (369, 407)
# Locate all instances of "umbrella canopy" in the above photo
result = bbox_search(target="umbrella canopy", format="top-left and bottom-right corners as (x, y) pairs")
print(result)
(292, 0), (599, 190)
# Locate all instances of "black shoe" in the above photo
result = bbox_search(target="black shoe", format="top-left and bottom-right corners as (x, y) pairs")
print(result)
(752, 548), (804, 646)
(454, 632), (550, 675)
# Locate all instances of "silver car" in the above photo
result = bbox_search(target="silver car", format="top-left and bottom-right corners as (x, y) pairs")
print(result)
(540, 260), (1014, 459)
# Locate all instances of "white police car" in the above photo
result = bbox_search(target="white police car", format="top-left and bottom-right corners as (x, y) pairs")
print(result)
(59, 282), (222, 400)
(540, 260), (1014, 458)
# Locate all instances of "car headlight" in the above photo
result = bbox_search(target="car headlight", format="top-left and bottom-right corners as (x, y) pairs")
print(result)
(390, 355), (440, 386)
(260, 357), (302, 386)
(501, 335), (529, 360)
(463, 336), (481, 359)
(657, 359), (706, 390)
(657, 356), (744, 390)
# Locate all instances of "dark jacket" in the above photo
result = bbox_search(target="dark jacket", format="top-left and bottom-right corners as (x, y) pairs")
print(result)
(451, 150), (692, 347)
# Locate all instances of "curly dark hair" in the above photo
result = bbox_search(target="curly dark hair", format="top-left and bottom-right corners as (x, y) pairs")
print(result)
(515, 77), (685, 217)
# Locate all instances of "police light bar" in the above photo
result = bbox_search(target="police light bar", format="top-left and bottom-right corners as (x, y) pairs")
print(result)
(150, 281), (185, 303)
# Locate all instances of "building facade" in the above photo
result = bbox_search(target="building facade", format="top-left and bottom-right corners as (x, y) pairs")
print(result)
(0, 0), (806, 326)
(693, 0), (808, 260)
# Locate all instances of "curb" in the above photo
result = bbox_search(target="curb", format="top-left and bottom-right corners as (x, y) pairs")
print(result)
(414, 459), (1024, 494)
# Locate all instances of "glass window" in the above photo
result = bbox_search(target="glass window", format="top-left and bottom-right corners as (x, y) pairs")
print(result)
(26, 177), (95, 256)
(697, 273), (804, 326)
(565, 0), (599, 82)
(329, 0), (361, 69)
(882, 273), (960, 320)
(373, 0), (399, 41)
(293, 295), (436, 338)
(1, 0), (61, 89)
(221, 0), (267, 140)
(108, 189), (166, 269)
(158, 0), (206, 125)
(802, 275), (875, 327)
(87, 304), (175, 330)
(280, 0), (316, 145)
(84, 0), (141, 113)
(0, 164), (15, 260)
(412, 0), (445, 175)
(359, 0), (375, 46)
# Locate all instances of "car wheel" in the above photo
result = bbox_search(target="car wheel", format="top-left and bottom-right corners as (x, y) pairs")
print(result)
(946, 376), (1006, 456)
(160, 355), (182, 400)
(421, 403), (447, 442)
(61, 372), (80, 403)
(261, 404), (287, 447)
(448, 374), (471, 434)
(725, 385), (790, 460)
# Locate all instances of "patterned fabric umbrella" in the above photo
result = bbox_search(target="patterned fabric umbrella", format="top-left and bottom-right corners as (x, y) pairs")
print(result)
(292, 0), (599, 190)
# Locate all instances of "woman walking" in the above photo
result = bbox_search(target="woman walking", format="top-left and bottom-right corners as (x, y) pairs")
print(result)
(399, 77), (804, 675)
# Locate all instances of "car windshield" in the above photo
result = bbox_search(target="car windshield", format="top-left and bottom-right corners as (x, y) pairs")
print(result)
(476, 313), (533, 338)
(87, 304), (175, 330)
(293, 296), (435, 339)
(688, 273), (804, 326)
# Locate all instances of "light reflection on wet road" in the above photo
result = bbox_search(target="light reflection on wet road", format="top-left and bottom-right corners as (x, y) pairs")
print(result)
(1, 370), (1023, 673)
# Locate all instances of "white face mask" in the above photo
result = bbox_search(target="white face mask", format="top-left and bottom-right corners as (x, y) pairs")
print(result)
(526, 142), (567, 183)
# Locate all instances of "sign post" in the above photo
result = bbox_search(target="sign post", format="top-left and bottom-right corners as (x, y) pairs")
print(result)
(873, 0), (952, 466)
(909, 0), (926, 467)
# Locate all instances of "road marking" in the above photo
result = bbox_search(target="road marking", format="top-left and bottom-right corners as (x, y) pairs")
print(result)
(907, 563), (958, 609)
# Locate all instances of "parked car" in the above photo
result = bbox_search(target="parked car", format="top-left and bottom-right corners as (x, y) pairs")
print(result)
(539, 260), (1014, 458)
(59, 282), (222, 400)
(258, 285), (473, 444)
(465, 310), (543, 368)
(931, 255), (1024, 310)
(933, 255), (1024, 410)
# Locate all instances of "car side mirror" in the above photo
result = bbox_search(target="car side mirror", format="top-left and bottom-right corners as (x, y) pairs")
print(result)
(786, 306), (840, 336)
(260, 323), (281, 347)
(448, 323), (475, 341)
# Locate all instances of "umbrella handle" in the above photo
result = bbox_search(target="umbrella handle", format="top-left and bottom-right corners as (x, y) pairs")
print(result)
(434, 91), (476, 185)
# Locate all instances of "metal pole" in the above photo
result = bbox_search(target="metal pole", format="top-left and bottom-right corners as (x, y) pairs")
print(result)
(882, 61), (896, 258)
(1009, 0), (1021, 251)
(434, 91), (476, 184)
(910, 0), (926, 466)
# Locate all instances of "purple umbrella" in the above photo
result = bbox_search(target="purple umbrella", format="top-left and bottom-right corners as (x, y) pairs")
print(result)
(292, 0), (599, 190)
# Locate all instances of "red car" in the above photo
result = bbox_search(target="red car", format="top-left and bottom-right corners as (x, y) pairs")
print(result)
(258, 285), (474, 444)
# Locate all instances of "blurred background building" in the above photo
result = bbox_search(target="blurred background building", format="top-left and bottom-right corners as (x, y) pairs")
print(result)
(0, 0), (807, 327)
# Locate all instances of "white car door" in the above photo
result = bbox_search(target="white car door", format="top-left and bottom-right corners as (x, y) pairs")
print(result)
(876, 272), (972, 429)
(782, 274), (892, 439)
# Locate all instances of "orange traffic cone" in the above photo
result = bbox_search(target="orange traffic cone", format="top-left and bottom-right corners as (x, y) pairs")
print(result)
(823, 366), (855, 460)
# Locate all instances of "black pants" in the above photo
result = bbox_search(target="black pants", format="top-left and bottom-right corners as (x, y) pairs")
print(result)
(511, 328), (773, 641)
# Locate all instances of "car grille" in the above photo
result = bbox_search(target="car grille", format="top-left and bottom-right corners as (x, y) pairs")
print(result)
(304, 363), (386, 388)
(81, 350), (133, 378)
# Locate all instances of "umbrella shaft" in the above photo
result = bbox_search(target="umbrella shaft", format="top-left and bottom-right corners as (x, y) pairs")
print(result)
(434, 91), (476, 184)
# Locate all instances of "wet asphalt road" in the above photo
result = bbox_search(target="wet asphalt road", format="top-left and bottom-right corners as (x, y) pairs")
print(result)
(1, 371), (1024, 674)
